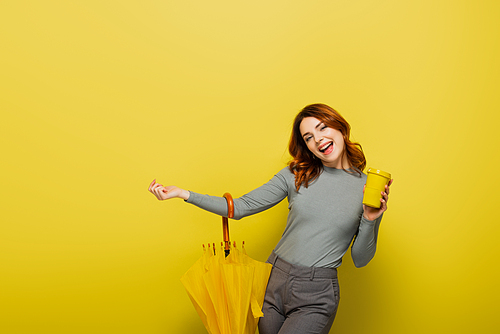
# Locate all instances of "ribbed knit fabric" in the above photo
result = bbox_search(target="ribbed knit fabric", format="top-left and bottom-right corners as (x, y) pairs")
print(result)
(186, 166), (382, 268)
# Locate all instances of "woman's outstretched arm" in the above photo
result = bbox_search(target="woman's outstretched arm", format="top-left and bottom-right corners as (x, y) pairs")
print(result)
(148, 168), (291, 220)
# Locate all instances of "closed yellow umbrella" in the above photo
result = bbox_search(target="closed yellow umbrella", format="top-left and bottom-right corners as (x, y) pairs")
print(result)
(181, 245), (221, 334)
(180, 193), (272, 334)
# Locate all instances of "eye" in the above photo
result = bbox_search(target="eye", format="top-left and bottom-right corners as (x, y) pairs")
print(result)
(304, 135), (312, 142)
(320, 125), (327, 131)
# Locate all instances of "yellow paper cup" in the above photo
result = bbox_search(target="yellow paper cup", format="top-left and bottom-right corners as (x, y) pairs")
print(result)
(363, 168), (392, 208)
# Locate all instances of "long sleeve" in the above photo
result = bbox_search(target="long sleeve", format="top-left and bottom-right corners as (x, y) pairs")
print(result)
(350, 214), (383, 268)
(184, 166), (384, 269)
(185, 169), (289, 220)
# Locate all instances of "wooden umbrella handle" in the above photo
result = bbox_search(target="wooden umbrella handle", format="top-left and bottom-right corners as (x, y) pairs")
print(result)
(223, 193), (234, 218)
(222, 193), (234, 255)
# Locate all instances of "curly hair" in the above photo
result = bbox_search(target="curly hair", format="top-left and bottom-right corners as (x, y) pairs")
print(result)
(288, 103), (366, 191)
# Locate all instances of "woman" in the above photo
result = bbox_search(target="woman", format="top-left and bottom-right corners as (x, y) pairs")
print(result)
(149, 103), (392, 334)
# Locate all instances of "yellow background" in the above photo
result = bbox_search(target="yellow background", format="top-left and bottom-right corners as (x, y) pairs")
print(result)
(1, 1), (499, 333)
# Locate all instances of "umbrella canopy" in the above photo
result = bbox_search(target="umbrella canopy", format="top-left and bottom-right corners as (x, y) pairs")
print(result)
(181, 243), (272, 334)
(181, 193), (272, 334)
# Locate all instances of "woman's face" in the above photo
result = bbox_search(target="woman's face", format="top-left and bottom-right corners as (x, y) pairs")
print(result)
(299, 117), (348, 169)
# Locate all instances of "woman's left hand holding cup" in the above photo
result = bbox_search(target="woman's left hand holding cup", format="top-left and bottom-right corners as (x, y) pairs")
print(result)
(362, 179), (393, 221)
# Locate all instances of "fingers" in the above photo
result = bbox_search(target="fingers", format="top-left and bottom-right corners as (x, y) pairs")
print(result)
(380, 200), (387, 213)
(381, 179), (393, 205)
(385, 180), (393, 195)
(153, 185), (166, 200)
(380, 186), (390, 211)
(152, 183), (163, 194)
(148, 179), (156, 192)
(382, 190), (389, 202)
(149, 179), (165, 192)
(381, 194), (387, 205)
(148, 179), (168, 200)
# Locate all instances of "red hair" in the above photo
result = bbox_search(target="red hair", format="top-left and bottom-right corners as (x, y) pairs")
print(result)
(288, 103), (366, 191)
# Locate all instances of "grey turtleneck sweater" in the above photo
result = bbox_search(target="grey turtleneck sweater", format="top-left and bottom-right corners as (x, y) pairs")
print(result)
(186, 166), (383, 268)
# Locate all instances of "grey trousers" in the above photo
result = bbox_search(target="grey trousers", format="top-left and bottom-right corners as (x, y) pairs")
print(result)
(258, 252), (340, 334)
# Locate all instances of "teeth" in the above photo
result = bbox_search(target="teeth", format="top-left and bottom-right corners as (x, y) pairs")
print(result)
(319, 142), (332, 152)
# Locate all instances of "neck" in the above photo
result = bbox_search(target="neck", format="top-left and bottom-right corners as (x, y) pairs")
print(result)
(323, 156), (351, 169)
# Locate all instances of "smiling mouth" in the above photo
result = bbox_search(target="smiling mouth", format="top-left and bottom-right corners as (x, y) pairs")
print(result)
(319, 142), (333, 154)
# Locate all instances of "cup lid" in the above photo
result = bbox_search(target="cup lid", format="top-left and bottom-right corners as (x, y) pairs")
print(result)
(367, 168), (391, 179)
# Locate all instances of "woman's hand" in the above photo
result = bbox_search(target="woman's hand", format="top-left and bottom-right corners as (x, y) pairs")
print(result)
(148, 179), (190, 201)
(362, 179), (393, 221)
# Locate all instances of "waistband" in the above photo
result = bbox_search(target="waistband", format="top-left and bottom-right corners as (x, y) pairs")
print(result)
(267, 251), (337, 280)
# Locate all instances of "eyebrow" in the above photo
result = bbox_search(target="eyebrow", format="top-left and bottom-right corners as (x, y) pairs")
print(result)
(302, 122), (324, 138)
